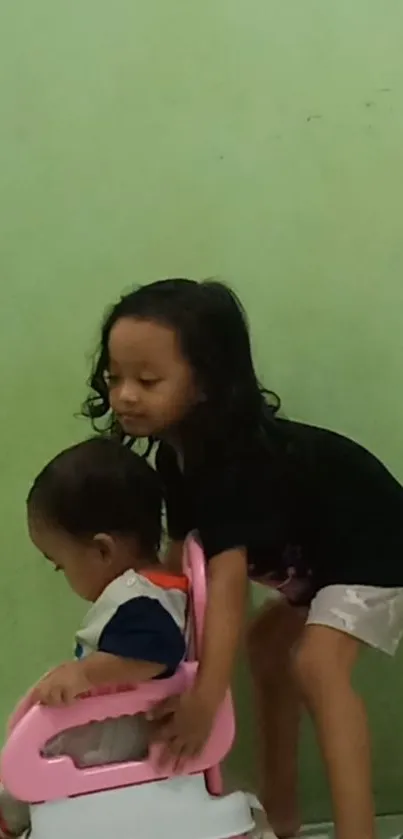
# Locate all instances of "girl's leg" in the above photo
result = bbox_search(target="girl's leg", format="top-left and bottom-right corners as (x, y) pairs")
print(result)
(293, 625), (374, 839)
(246, 599), (307, 839)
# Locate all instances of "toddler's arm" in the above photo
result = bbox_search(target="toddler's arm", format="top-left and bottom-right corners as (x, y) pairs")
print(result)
(79, 651), (165, 686)
(33, 596), (187, 707)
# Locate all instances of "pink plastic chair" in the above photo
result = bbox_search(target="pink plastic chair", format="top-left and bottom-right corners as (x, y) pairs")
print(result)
(1, 537), (236, 806)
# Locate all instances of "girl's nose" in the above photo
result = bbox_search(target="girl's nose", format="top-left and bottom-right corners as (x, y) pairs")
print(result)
(119, 380), (140, 404)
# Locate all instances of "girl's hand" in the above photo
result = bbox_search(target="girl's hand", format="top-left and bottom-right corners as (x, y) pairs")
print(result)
(149, 689), (217, 770)
(31, 662), (92, 707)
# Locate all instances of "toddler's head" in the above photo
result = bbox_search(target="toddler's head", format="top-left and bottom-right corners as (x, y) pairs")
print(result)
(84, 278), (279, 451)
(27, 437), (162, 601)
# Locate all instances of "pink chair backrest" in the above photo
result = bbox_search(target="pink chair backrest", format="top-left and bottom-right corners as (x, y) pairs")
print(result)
(1, 535), (235, 804)
(183, 534), (206, 661)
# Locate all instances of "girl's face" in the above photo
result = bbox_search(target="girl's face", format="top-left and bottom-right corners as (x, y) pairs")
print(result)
(107, 317), (200, 439)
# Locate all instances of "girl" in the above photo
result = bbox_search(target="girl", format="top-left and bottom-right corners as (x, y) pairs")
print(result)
(84, 278), (403, 839)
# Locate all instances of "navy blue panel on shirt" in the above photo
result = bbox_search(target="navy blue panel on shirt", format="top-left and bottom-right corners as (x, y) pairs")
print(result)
(98, 597), (185, 677)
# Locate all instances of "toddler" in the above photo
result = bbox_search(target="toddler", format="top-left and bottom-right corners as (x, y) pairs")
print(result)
(0, 437), (187, 837)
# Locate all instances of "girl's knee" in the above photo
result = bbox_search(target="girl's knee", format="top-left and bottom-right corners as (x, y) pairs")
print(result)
(292, 641), (327, 696)
(246, 608), (276, 675)
(292, 626), (360, 698)
(246, 602), (305, 679)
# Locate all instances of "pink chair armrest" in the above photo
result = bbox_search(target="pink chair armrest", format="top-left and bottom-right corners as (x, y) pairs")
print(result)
(1, 663), (235, 803)
(184, 536), (206, 658)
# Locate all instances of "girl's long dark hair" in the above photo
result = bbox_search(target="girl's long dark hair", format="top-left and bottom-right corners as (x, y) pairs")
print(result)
(83, 279), (285, 462)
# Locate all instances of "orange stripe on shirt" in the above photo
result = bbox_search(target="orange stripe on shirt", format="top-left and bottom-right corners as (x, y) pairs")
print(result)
(140, 569), (189, 593)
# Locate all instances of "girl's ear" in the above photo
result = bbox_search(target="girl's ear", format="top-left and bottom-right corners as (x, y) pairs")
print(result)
(92, 533), (115, 563)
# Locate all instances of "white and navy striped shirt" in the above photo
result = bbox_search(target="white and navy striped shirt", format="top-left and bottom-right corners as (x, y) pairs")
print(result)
(75, 568), (188, 678)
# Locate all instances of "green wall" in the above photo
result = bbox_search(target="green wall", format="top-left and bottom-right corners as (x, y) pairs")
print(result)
(1, 0), (403, 823)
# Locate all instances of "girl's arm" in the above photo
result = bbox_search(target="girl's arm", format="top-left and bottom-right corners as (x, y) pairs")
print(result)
(163, 543), (247, 705)
(194, 548), (248, 709)
(151, 547), (248, 765)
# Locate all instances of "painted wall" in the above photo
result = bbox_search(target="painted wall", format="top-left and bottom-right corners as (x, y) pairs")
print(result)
(1, 0), (403, 821)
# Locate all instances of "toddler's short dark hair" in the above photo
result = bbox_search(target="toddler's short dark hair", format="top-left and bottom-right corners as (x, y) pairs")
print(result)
(27, 437), (162, 555)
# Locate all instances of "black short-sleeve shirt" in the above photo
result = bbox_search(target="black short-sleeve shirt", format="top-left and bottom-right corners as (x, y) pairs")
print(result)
(155, 419), (403, 600)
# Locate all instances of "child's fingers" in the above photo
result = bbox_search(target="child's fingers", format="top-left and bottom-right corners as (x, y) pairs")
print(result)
(172, 740), (194, 772)
(35, 682), (65, 707)
(62, 685), (81, 705)
(147, 696), (179, 721)
(156, 729), (203, 771)
(30, 683), (49, 706)
(158, 736), (185, 770)
(41, 686), (63, 706)
(150, 716), (177, 745)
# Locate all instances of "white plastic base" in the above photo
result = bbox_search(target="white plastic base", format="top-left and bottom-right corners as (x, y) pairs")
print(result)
(30, 774), (255, 839)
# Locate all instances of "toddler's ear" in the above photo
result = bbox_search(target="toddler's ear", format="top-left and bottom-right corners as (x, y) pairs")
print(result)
(92, 533), (115, 563)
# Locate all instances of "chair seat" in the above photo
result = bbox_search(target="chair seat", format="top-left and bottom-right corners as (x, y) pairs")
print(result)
(29, 774), (254, 839)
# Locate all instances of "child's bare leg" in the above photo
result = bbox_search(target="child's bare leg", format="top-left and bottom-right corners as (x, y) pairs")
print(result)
(0, 787), (30, 837)
(246, 600), (307, 838)
(293, 625), (374, 839)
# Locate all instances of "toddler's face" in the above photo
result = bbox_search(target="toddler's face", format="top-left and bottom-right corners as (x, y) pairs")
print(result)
(107, 317), (200, 440)
(28, 513), (112, 602)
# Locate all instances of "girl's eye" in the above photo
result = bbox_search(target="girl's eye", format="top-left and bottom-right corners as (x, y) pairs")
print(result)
(105, 373), (120, 388)
(139, 378), (160, 388)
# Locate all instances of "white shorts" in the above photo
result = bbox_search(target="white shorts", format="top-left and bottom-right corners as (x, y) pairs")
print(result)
(307, 585), (403, 655)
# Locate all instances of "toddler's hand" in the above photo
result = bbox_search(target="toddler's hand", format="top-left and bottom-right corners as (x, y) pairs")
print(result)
(32, 662), (92, 707)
